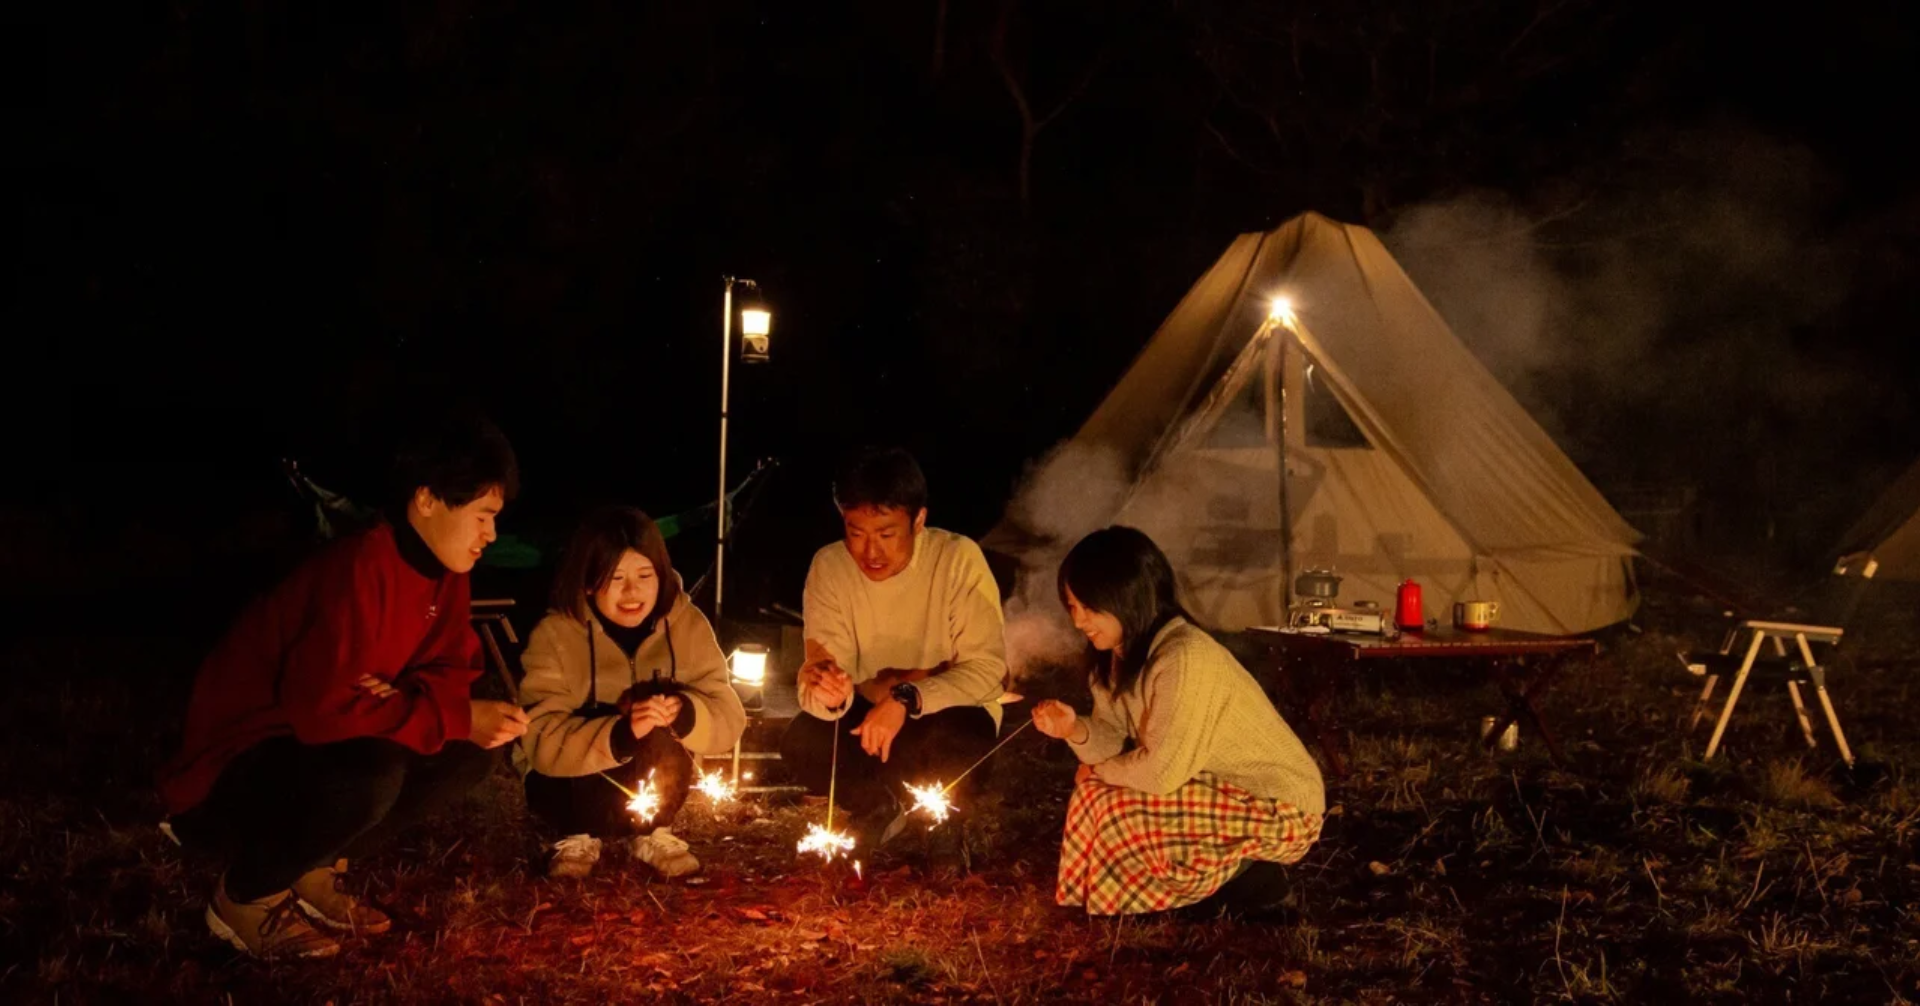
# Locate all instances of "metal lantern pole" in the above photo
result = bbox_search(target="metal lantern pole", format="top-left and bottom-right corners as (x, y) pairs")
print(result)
(716, 277), (736, 622)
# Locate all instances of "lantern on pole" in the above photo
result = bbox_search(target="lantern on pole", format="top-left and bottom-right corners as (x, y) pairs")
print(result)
(716, 277), (772, 622)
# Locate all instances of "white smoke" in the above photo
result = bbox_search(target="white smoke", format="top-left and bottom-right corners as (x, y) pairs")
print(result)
(996, 441), (1133, 684)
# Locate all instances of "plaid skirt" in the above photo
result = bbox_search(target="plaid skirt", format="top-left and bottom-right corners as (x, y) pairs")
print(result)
(1055, 773), (1322, 916)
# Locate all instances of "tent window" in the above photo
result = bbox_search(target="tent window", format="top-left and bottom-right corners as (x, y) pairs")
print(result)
(1201, 369), (1269, 448)
(1304, 362), (1369, 449)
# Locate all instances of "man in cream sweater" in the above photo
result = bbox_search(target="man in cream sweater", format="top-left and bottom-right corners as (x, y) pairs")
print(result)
(778, 447), (1009, 850)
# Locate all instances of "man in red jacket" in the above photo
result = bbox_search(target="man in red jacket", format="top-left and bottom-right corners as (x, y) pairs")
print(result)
(158, 411), (529, 959)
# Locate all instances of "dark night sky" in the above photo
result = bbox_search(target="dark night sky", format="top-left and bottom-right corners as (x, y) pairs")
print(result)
(16, 1), (1920, 616)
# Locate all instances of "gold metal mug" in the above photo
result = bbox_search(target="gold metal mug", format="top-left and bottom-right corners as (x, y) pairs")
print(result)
(1453, 600), (1499, 631)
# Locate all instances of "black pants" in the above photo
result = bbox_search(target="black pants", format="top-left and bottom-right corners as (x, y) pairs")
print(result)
(777, 695), (999, 819)
(170, 736), (497, 903)
(523, 728), (694, 838)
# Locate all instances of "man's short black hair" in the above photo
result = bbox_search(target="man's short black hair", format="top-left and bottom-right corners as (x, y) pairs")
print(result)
(832, 446), (928, 515)
(387, 409), (520, 510)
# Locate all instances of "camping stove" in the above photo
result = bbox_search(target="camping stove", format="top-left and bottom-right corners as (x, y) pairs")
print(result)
(1287, 568), (1393, 634)
(1297, 602), (1390, 633)
(1288, 604), (1393, 635)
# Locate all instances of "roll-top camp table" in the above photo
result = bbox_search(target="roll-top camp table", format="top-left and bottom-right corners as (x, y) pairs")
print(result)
(1239, 626), (1599, 778)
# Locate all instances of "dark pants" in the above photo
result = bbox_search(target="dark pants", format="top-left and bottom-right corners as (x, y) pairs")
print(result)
(523, 728), (693, 838)
(170, 736), (497, 903)
(777, 695), (999, 819)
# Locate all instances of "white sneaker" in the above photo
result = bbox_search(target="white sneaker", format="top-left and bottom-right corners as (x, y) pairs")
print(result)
(548, 834), (602, 879)
(630, 828), (701, 878)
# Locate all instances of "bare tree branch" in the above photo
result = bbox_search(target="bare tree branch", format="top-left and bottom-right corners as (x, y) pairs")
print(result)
(989, 0), (1110, 211)
(1503, 0), (1582, 62)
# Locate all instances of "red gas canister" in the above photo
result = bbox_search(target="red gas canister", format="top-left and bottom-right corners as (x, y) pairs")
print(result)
(1395, 579), (1424, 631)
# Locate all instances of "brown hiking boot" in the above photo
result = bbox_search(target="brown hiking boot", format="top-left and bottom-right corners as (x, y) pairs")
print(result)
(293, 859), (392, 935)
(206, 876), (340, 959)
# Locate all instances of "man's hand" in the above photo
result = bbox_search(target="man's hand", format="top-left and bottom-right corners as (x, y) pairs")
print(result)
(849, 697), (908, 763)
(356, 675), (400, 700)
(1075, 762), (1096, 787)
(800, 663), (853, 711)
(1032, 699), (1078, 739)
(628, 695), (684, 738)
(469, 699), (530, 749)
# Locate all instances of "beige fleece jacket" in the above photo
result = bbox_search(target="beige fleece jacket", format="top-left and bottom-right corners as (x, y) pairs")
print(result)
(1068, 617), (1325, 815)
(798, 527), (1009, 728)
(515, 592), (746, 778)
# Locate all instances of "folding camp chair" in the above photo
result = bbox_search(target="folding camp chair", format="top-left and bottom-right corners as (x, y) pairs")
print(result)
(471, 598), (523, 701)
(1682, 555), (1879, 767)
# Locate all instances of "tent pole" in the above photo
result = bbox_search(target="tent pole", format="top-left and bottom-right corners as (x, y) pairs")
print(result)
(1271, 324), (1295, 614)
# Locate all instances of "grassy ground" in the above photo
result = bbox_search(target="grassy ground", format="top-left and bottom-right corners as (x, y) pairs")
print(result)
(3, 574), (1917, 1004)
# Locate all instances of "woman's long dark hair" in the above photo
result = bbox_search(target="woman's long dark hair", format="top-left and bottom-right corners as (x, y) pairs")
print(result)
(549, 505), (682, 630)
(1056, 526), (1195, 697)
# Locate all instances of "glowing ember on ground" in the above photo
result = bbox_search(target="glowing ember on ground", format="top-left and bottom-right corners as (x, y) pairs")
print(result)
(906, 781), (954, 823)
(625, 772), (660, 822)
(694, 770), (736, 804)
(796, 823), (855, 861)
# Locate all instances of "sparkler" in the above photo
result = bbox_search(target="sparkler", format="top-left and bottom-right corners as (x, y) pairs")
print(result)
(796, 704), (854, 861)
(694, 769), (737, 804)
(796, 822), (856, 859)
(904, 781), (953, 823)
(599, 769), (660, 823)
(943, 717), (1033, 793)
(891, 719), (1036, 838)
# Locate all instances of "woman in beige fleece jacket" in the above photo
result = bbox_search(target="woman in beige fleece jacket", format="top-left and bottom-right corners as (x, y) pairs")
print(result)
(1033, 526), (1325, 918)
(516, 506), (745, 879)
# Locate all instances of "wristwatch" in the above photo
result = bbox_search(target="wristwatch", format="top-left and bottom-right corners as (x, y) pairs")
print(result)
(890, 681), (922, 718)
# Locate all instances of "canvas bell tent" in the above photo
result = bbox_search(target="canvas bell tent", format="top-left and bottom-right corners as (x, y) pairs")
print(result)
(1832, 456), (1920, 581)
(986, 212), (1642, 635)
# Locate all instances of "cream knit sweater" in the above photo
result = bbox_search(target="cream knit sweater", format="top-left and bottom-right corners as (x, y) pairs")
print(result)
(797, 527), (1009, 728)
(1068, 617), (1325, 815)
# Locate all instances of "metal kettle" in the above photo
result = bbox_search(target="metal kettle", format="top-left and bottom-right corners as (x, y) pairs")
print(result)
(1294, 567), (1342, 601)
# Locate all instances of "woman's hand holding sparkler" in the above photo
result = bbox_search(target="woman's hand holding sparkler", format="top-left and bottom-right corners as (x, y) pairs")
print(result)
(1032, 699), (1080, 740)
(469, 700), (530, 749)
(627, 695), (683, 737)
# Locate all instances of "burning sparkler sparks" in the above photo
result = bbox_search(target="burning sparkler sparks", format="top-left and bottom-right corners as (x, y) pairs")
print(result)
(791, 699), (857, 864)
(905, 781), (954, 824)
(796, 823), (856, 861)
(694, 769), (737, 804)
(625, 772), (660, 823)
(893, 720), (1034, 836)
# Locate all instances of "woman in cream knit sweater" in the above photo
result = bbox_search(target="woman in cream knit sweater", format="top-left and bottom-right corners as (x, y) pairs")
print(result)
(1032, 526), (1325, 917)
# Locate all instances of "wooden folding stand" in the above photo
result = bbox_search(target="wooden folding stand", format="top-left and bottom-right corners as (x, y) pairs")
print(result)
(1687, 620), (1854, 768)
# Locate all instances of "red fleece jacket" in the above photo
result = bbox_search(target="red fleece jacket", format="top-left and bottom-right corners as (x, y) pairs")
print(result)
(157, 520), (482, 815)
